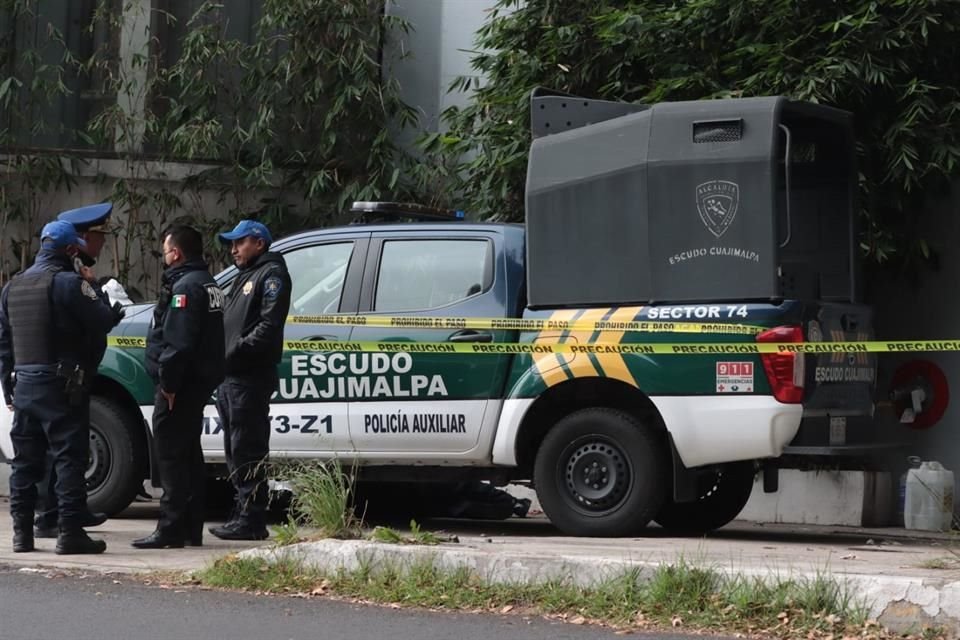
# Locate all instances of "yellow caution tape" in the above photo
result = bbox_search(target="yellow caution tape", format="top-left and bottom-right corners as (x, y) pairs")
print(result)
(105, 336), (960, 354)
(279, 340), (960, 355)
(286, 314), (764, 335)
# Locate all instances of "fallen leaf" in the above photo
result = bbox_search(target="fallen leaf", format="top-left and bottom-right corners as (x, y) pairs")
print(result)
(841, 554), (857, 560)
(671, 615), (682, 627)
(825, 614), (841, 625)
(500, 605), (514, 614)
(778, 611), (789, 620)
(570, 615), (586, 625)
(389, 603), (401, 610)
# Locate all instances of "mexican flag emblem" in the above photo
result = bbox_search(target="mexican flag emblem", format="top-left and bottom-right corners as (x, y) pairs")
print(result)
(171, 294), (187, 308)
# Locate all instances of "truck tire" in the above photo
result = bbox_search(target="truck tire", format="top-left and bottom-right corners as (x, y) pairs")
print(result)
(653, 461), (756, 535)
(534, 407), (667, 537)
(86, 396), (142, 516)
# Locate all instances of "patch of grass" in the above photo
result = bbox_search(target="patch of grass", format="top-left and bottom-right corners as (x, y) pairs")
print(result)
(202, 554), (314, 592)
(271, 459), (362, 539)
(196, 554), (903, 639)
(271, 515), (304, 546)
(370, 520), (448, 545)
(919, 557), (955, 570)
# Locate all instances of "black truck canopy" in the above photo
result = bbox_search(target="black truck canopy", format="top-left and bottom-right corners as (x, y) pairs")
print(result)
(524, 88), (859, 308)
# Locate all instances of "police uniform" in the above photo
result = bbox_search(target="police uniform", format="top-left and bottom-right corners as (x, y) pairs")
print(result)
(0, 221), (119, 554)
(210, 221), (291, 541)
(33, 203), (116, 537)
(136, 257), (225, 548)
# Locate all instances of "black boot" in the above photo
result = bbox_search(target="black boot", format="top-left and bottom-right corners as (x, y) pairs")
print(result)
(209, 519), (269, 541)
(36, 510), (107, 538)
(13, 518), (35, 553)
(132, 529), (185, 549)
(56, 528), (106, 555)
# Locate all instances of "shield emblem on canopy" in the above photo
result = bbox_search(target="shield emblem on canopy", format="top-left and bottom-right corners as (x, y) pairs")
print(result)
(696, 180), (740, 239)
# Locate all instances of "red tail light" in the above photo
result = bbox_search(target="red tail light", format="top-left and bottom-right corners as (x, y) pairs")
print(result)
(756, 325), (805, 403)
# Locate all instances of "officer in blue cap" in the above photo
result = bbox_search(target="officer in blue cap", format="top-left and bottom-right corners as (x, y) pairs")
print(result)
(0, 220), (121, 554)
(32, 203), (119, 539)
(209, 220), (291, 541)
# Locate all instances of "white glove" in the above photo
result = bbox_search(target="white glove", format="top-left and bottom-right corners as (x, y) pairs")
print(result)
(102, 278), (134, 306)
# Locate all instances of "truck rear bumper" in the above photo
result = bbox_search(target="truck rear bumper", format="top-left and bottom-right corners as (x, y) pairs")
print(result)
(651, 396), (802, 468)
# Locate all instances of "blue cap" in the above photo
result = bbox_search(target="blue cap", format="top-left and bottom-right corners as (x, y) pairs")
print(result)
(41, 220), (87, 250)
(57, 203), (113, 232)
(218, 220), (273, 246)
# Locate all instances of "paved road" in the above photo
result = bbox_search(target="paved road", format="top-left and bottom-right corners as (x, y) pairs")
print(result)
(0, 567), (725, 640)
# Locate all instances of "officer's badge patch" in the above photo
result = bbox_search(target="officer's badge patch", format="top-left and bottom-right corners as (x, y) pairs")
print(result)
(242, 281), (254, 296)
(263, 276), (283, 299)
(81, 280), (98, 300)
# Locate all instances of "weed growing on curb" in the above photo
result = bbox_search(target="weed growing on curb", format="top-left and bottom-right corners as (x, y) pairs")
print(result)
(370, 520), (448, 545)
(271, 459), (362, 539)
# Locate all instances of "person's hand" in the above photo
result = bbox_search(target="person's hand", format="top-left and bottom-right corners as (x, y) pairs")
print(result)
(79, 265), (97, 283)
(161, 389), (175, 410)
(5, 405), (11, 411)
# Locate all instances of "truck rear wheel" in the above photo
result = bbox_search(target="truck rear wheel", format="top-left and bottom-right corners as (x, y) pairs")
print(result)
(654, 461), (756, 534)
(534, 407), (666, 537)
(86, 396), (143, 516)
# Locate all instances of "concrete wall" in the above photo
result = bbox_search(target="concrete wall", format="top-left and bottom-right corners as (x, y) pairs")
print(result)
(0, 159), (287, 298)
(867, 182), (960, 499)
(385, 0), (499, 145)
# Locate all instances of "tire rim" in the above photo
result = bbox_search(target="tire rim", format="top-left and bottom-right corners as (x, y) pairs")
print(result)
(86, 426), (111, 492)
(560, 435), (633, 515)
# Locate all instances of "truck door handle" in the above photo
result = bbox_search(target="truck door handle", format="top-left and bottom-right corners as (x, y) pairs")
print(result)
(448, 330), (493, 343)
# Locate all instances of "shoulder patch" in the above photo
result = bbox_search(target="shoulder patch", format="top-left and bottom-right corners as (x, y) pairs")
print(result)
(171, 294), (187, 308)
(263, 275), (283, 299)
(206, 284), (225, 312)
(81, 280), (99, 300)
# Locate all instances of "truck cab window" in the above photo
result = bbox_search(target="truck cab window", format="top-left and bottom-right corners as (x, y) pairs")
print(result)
(283, 242), (354, 315)
(374, 239), (490, 312)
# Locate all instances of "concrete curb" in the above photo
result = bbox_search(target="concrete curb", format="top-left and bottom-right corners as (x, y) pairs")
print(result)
(240, 539), (960, 636)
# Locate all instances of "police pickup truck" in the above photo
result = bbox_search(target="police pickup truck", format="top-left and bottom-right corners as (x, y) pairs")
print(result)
(0, 90), (877, 537)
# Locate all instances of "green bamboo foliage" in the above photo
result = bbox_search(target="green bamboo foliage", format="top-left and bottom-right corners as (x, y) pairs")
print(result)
(432, 0), (960, 267)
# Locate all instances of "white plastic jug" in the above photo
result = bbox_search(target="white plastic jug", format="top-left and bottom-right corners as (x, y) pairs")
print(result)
(904, 460), (955, 532)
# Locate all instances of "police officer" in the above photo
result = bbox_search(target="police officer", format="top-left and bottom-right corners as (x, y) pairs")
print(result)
(0, 221), (120, 554)
(209, 220), (290, 541)
(34, 203), (117, 538)
(134, 225), (225, 549)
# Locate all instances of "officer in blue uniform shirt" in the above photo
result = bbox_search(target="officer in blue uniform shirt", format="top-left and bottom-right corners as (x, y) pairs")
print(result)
(32, 203), (118, 538)
(0, 221), (122, 554)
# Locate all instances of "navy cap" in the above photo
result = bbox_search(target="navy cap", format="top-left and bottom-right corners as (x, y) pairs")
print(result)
(41, 220), (87, 250)
(57, 202), (113, 232)
(218, 220), (273, 246)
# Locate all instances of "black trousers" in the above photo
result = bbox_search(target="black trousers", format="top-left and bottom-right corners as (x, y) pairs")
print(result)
(35, 393), (90, 528)
(9, 371), (89, 529)
(152, 384), (209, 537)
(216, 373), (275, 526)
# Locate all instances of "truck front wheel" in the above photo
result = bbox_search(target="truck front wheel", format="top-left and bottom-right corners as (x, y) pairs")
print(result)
(653, 461), (756, 534)
(534, 408), (667, 537)
(86, 396), (143, 516)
